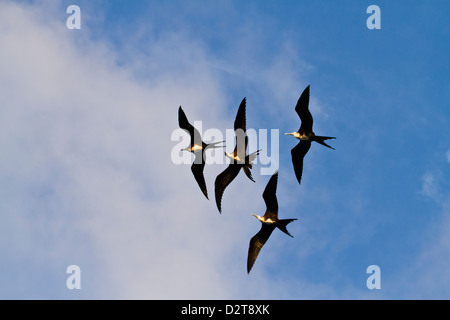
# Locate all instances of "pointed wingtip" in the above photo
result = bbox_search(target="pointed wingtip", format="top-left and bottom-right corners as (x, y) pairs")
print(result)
(201, 186), (209, 200)
(272, 170), (279, 181)
(295, 172), (302, 184)
(302, 85), (310, 97)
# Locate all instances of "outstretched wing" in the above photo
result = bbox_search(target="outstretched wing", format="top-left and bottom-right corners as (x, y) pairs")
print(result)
(243, 165), (255, 183)
(247, 224), (276, 274)
(178, 106), (203, 146)
(262, 171), (278, 220)
(242, 149), (260, 183)
(294, 85), (313, 134)
(214, 164), (242, 213)
(291, 140), (311, 184)
(191, 157), (208, 200)
(234, 98), (247, 132)
(233, 98), (247, 159)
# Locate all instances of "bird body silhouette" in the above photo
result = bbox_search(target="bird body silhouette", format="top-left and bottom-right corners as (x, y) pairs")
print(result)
(247, 171), (297, 274)
(214, 98), (259, 213)
(178, 106), (224, 199)
(285, 85), (335, 184)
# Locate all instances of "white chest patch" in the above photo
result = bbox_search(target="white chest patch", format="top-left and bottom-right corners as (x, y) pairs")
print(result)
(191, 144), (203, 152)
(226, 152), (244, 163)
(297, 133), (310, 140)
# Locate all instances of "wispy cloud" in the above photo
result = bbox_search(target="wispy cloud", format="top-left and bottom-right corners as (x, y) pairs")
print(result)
(392, 150), (450, 298)
(5, 0), (448, 300)
(0, 0), (341, 299)
(0, 0), (237, 299)
(421, 171), (443, 203)
(392, 195), (450, 299)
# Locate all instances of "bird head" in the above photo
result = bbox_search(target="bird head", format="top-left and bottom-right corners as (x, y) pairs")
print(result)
(251, 214), (262, 222)
(225, 151), (235, 159)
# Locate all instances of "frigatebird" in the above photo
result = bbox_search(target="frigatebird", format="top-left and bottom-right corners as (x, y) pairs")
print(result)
(214, 98), (259, 213)
(285, 85), (335, 184)
(178, 106), (224, 199)
(247, 171), (297, 274)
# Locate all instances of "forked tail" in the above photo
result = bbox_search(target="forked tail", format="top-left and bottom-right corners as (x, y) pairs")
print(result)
(243, 150), (260, 182)
(313, 136), (336, 150)
(276, 219), (297, 238)
(206, 141), (226, 149)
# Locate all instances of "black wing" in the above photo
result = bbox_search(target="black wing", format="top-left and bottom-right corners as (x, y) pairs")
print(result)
(262, 172), (278, 220)
(191, 157), (208, 200)
(294, 85), (313, 134)
(247, 224), (276, 274)
(242, 164), (255, 183)
(178, 106), (203, 146)
(233, 133), (248, 160)
(291, 140), (311, 184)
(233, 98), (247, 159)
(234, 98), (247, 132)
(242, 149), (260, 182)
(214, 164), (242, 213)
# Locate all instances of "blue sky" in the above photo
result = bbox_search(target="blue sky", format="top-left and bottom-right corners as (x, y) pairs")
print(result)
(0, 0), (449, 299)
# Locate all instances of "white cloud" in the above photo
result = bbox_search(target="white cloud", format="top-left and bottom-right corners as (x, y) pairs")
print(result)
(394, 152), (450, 298)
(392, 195), (450, 299)
(0, 0), (242, 299)
(421, 171), (442, 203)
(0, 0), (346, 299)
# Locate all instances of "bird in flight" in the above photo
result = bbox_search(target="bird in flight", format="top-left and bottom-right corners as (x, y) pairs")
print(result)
(247, 171), (297, 274)
(214, 97), (260, 213)
(285, 85), (335, 184)
(178, 106), (224, 199)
